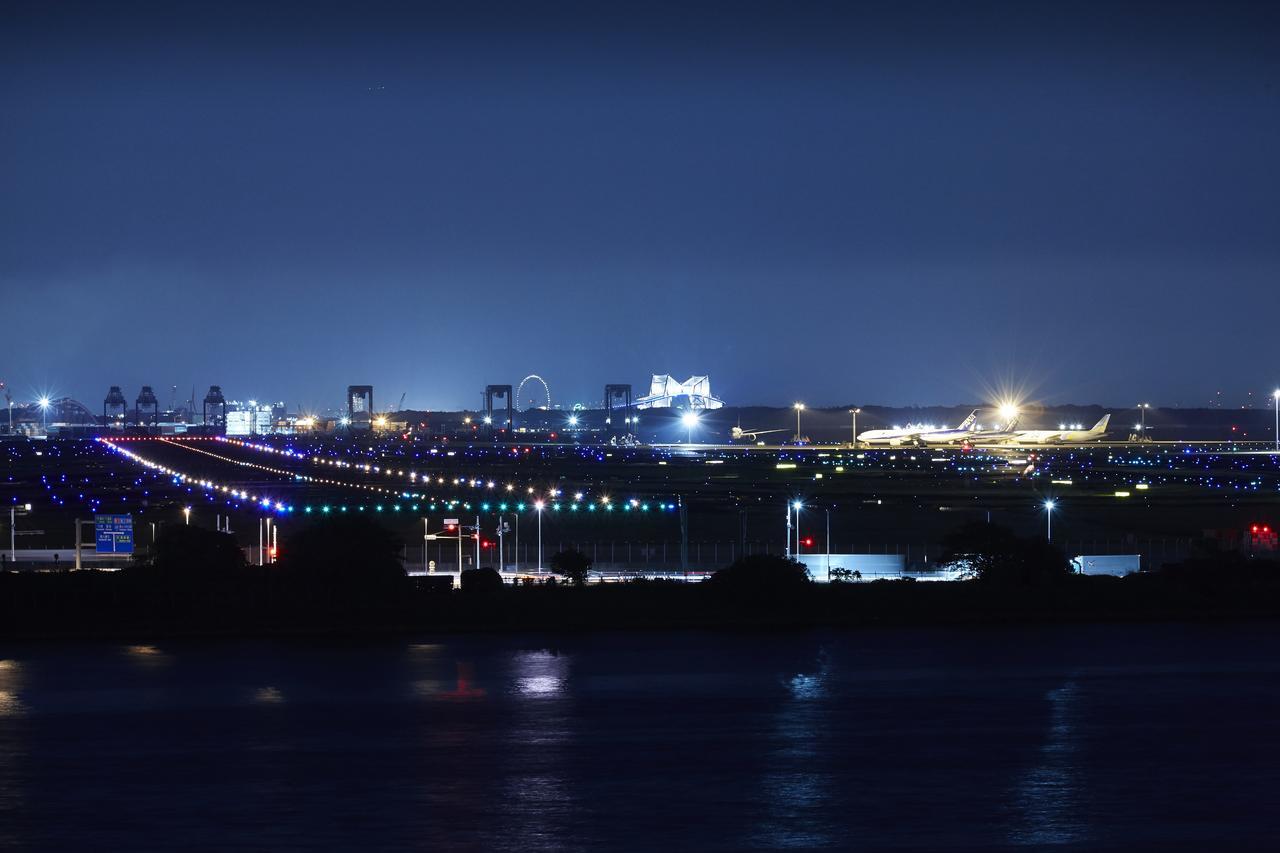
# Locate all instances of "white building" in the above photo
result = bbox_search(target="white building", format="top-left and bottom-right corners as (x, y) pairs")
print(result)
(635, 375), (724, 410)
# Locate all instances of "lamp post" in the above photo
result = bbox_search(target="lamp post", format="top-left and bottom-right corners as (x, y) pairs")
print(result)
(1044, 500), (1055, 541)
(849, 408), (860, 446)
(793, 403), (805, 442)
(1273, 390), (1279, 452)
(10, 503), (32, 563)
(183, 506), (191, 525)
(1138, 403), (1149, 438)
(825, 507), (831, 582)
(792, 500), (803, 558)
(38, 396), (51, 433)
(785, 501), (792, 557)
(535, 500), (544, 573)
(681, 411), (698, 444)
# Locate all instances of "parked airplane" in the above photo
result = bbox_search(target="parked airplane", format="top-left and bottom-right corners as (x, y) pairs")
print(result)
(859, 411), (977, 447)
(731, 426), (789, 442)
(962, 414), (1021, 445)
(916, 411), (982, 445)
(993, 414), (1111, 445)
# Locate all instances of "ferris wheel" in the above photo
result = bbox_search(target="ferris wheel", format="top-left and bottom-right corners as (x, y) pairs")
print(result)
(516, 374), (552, 411)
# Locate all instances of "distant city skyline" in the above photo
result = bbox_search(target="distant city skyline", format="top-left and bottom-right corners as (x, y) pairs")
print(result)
(4, 1), (1278, 409)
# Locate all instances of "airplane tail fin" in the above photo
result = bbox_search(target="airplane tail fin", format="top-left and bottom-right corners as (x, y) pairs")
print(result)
(1091, 414), (1111, 434)
(1004, 415), (1020, 431)
(958, 410), (978, 431)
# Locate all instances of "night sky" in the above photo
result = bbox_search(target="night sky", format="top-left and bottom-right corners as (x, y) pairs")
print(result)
(3, 1), (1278, 412)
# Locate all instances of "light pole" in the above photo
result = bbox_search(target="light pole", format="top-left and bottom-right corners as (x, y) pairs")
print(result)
(1273, 390), (1279, 452)
(792, 500), (803, 558)
(38, 396), (51, 434)
(785, 501), (792, 557)
(793, 403), (805, 442)
(497, 516), (505, 573)
(10, 503), (32, 563)
(1043, 500), (1055, 541)
(535, 501), (544, 572)
(681, 411), (699, 444)
(1138, 403), (1149, 439)
(849, 408), (860, 446)
(183, 506), (191, 525)
(825, 508), (831, 582)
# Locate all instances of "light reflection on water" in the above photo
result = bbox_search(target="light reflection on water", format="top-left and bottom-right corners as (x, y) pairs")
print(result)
(0, 660), (26, 718)
(0, 624), (1275, 850)
(1008, 680), (1088, 847)
(752, 662), (835, 849)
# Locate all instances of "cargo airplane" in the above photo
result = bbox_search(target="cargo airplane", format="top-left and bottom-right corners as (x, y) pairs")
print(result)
(988, 414), (1111, 445)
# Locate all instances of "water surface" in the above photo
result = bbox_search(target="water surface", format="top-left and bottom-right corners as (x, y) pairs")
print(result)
(2, 624), (1278, 850)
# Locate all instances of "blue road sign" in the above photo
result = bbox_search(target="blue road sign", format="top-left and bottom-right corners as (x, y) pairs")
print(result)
(95, 514), (134, 554)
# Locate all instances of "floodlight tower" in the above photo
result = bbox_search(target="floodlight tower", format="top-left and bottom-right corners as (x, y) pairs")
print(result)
(681, 411), (699, 444)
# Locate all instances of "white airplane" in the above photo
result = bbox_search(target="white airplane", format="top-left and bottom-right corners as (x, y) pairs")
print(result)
(963, 414), (1021, 445)
(859, 411), (976, 447)
(997, 414), (1111, 445)
(915, 411), (982, 445)
(731, 426), (789, 442)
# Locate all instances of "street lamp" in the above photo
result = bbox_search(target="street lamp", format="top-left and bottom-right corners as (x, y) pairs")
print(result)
(534, 500), (545, 573)
(793, 403), (805, 442)
(1043, 500), (1056, 541)
(792, 500), (803, 558)
(38, 396), (51, 433)
(848, 408), (860, 446)
(1138, 403), (1149, 438)
(1273, 389), (1279, 452)
(10, 503), (32, 563)
(568, 414), (579, 428)
(681, 411), (699, 444)
(183, 506), (191, 525)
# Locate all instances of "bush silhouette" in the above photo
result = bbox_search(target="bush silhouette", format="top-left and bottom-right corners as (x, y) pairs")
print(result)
(710, 554), (812, 592)
(550, 549), (593, 585)
(277, 516), (408, 610)
(941, 522), (1072, 585)
(461, 566), (504, 593)
(127, 524), (246, 587)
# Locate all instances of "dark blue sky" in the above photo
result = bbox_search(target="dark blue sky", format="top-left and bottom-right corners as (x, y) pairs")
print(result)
(3, 1), (1278, 411)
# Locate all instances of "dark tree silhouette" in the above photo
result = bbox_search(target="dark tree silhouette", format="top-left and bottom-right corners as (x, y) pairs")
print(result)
(461, 566), (504, 593)
(710, 554), (812, 592)
(129, 524), (246, 580)
(277, 516), (408, 609)
(550, 549), (592, 585)
(941, 522), (1072, 585)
